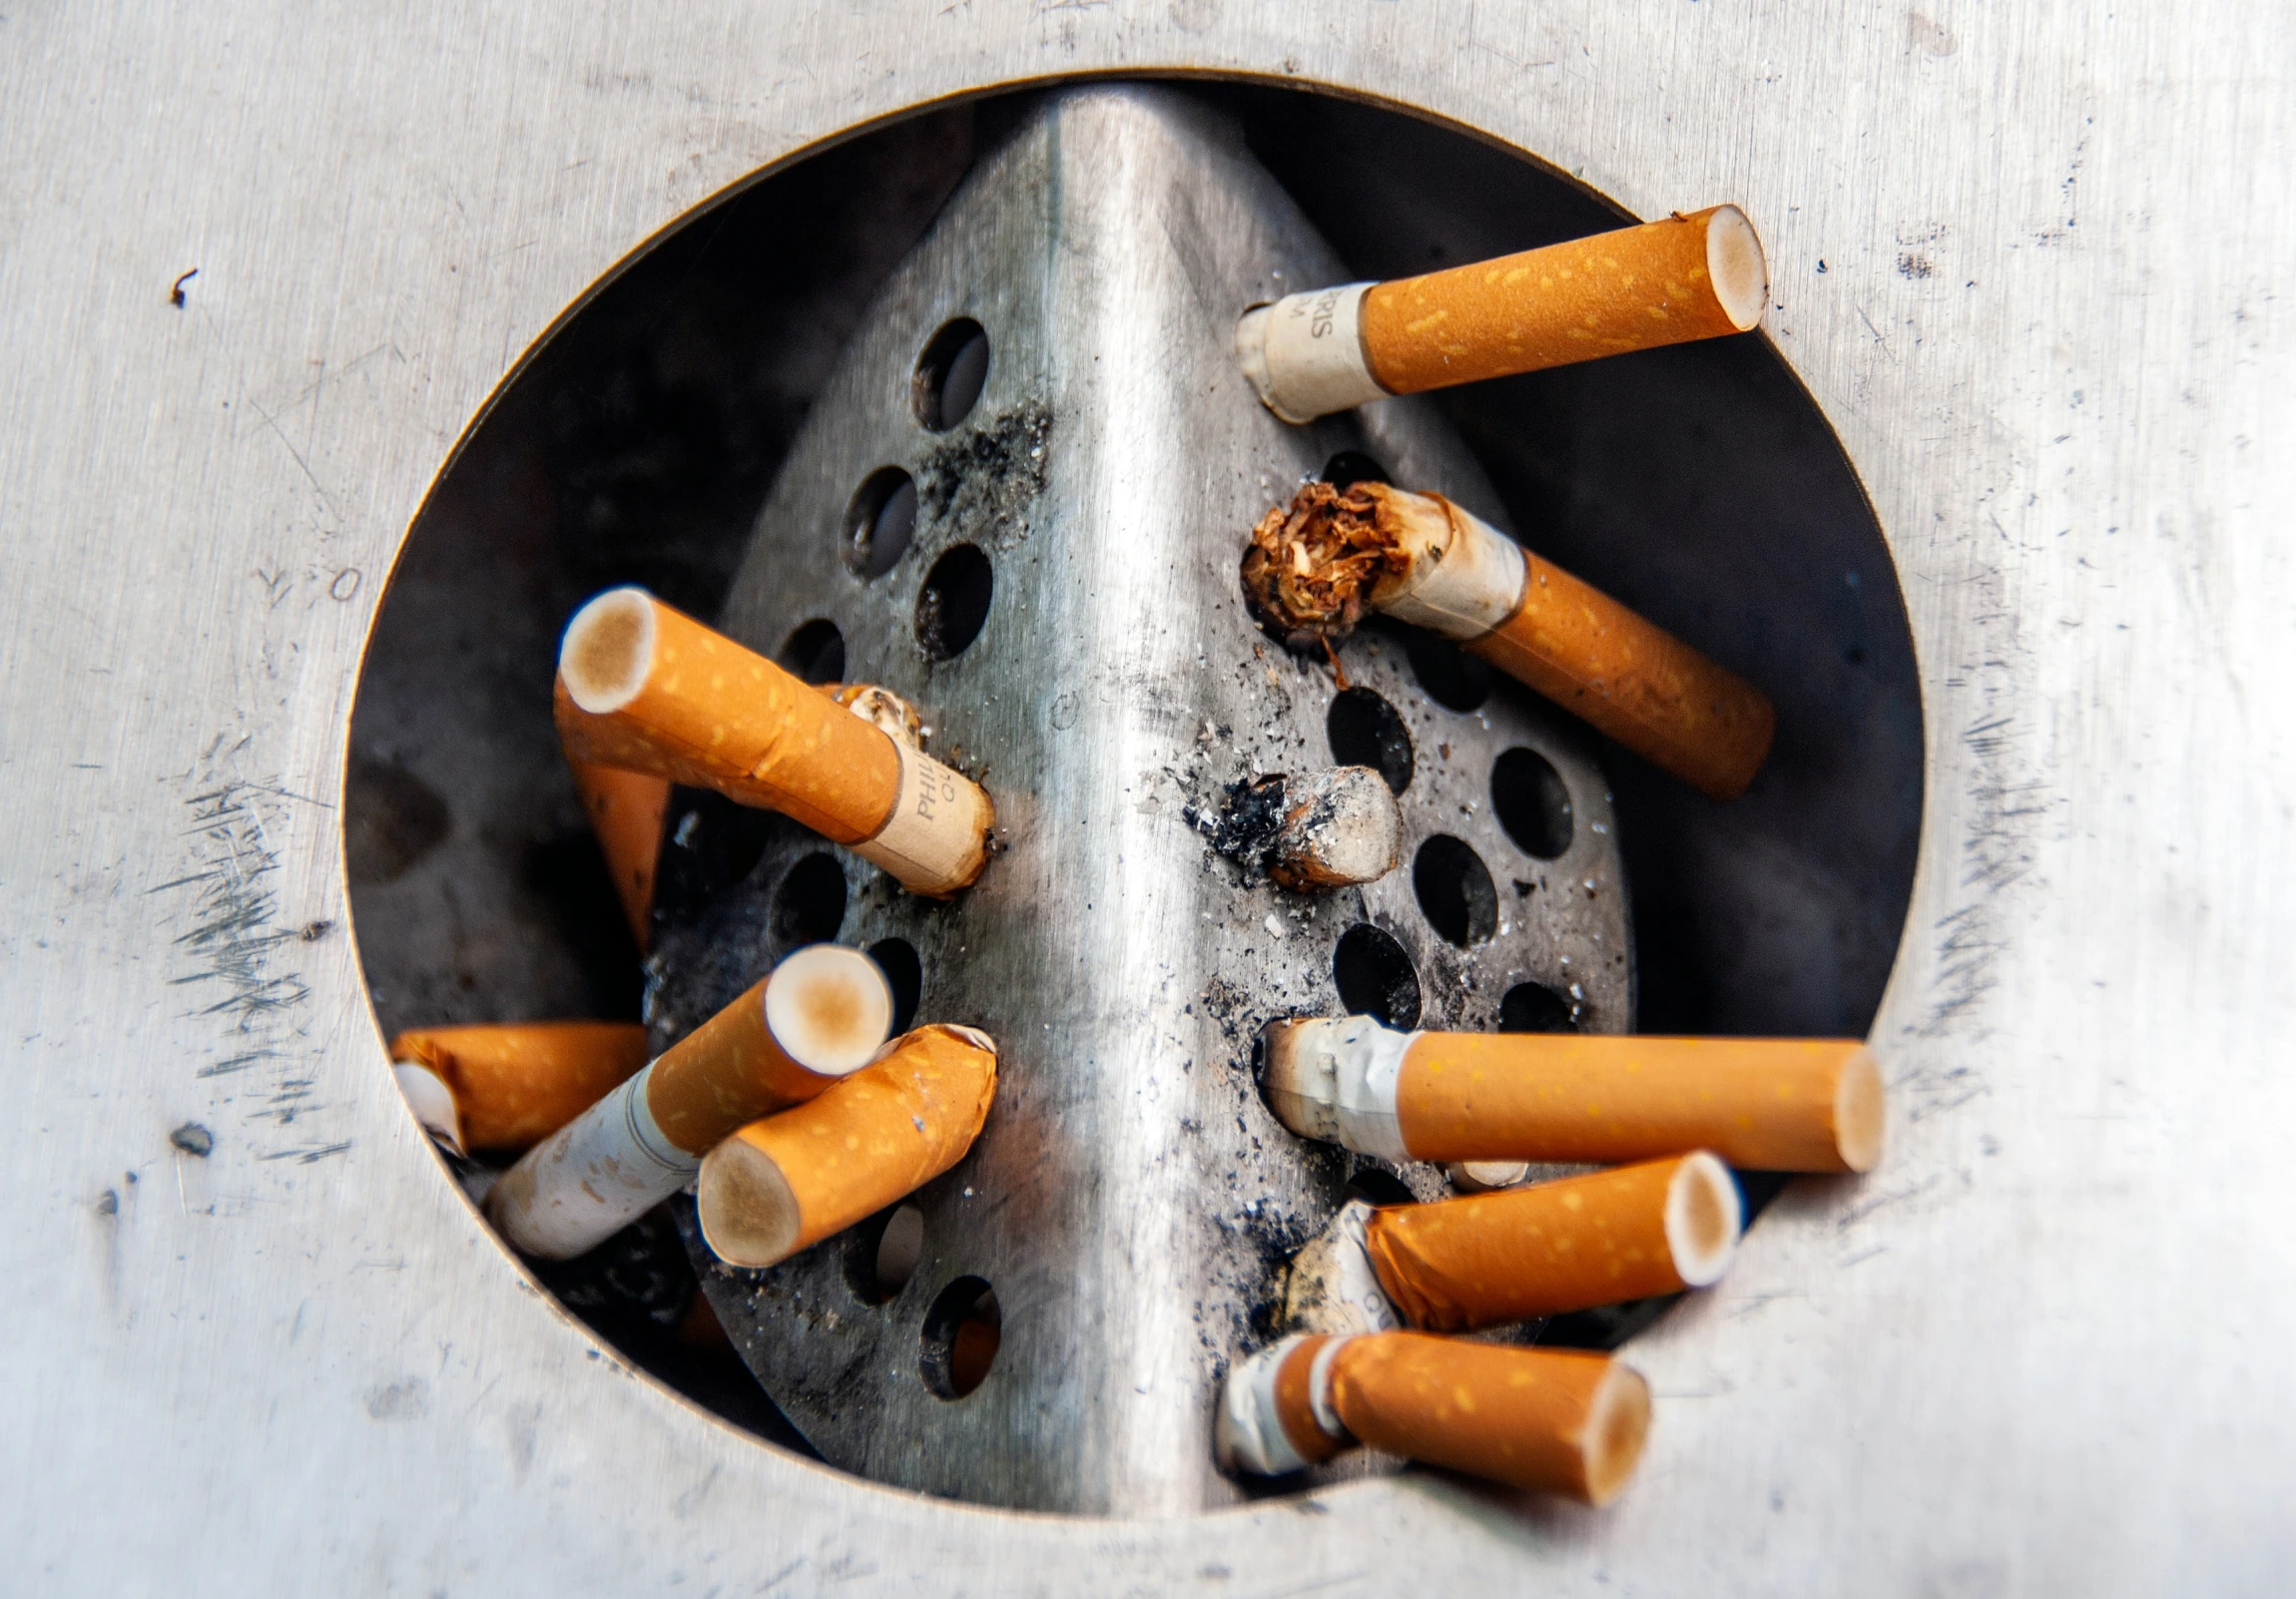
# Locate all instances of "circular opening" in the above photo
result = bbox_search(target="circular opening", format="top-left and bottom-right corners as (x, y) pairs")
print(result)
(1499, 980), (1579, 1033)
(1403, 628), (1492, 713)
(920, 1276), (1000, 1399)
(915, 544), (992, 660)
(1332, 923), (1422, 1029)
(772, 853), (848, 947)
(1327, 688), (1414, 795)
(912, 317), (991, 431)
(1412, 834), (1498, 946)
(845, 1203), (926, 1305)
(844, 467), (918, 579)
(1320, 450), (1388, 490)
(1491, 746), (1573, 859)
(779, 619), (848, 685)
(867, 936), (923, 1036)
(1343, 1166), (1417, 1208)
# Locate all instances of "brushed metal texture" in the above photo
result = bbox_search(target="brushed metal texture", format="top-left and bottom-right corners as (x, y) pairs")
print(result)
(2, 3), (2289, 1594)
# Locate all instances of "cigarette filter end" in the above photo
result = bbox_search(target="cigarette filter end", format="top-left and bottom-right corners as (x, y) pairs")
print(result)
(1268, 767), (1402, 890)
(696, 1024), (998, 1271)
(1445, 1161), (1530, 1194)
(1258, 1015), (1412, 1159)
(559, 587), (657, 715)
(1835, 1045), (1886, 1174)
(766, 943), (897, 1077)
(1326, 1333), (1652, 1504)
(1705, 204), (1769, 331)
(391, 1062), (465, 1155)
(1664, 1151), (1743, 1289)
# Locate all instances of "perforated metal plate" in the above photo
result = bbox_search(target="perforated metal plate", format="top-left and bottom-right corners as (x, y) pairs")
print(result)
(655, 87), (1628, 1514)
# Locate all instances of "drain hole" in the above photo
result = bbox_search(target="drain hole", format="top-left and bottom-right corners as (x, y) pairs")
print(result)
(1321, 450), (1388, 490)
(1414, 834), (1499, 947)
(867, 937), (923, 1036)
(1327, 688), (1414, 794)
(1344, 1166), (1418, 1207)
(1492, 746), (1573, 859)
(1499, 980), (1580, 1033)
(920, 1276), (1000, 1399)
(913, 317), (991, 432)
(780, 619), (847, 686)
(772, 853), (848, 947)
(1404, 629), (1492, 713)
(844, 467), (918, 579)
(916, 544), (992, 660)
(846, 1203), (925, 1305)
(1333, 923), (1422, 1029)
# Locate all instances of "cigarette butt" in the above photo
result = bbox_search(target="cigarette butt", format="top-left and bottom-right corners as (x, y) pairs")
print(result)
(389, 1021), (650, 1155)
(696, 1024), (997, 1270)
(1269, 767), (1403, 890)
(554, 588), (993, 895)
(1446, 1160), (1529, 1193)
(1365, 1154), (1740, 1331)
(563, 757), (670, 949)
(1220, 1332), (1651, 1505)
(486, 945), (894, 1260)
(1261, 1017), (1885, 1174)
(1235, 208), (1766, 422)
(1242, 483), (1774, 799)
(1468, 549), (1775, 800)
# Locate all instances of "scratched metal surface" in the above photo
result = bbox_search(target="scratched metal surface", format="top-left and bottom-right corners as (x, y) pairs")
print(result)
(2, 4), (2290, 1595)
(661, 86), (1627, 1512)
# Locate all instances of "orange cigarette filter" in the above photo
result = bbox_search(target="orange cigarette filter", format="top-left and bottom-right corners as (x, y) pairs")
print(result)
(1261, 1017), (1883, 1173)
(564, 757), (670, 948)
(696, 1024), (998, 1270)
(1236, 207), (1767, 423)
(1221, 1332), (1651, 1505)
(554, 587), (992, 896)
(1361, 208), (1768, 393)
(388, 1021), (649, 1154)
(1364, 1154), (1740, 1332)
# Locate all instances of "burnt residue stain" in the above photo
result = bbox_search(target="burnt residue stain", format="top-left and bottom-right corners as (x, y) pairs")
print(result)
(916, 402), (1051, 551)
(170, 1122), (215, 1158)
(343, 759), (450, 885)
(1184, 774), (1292, 886)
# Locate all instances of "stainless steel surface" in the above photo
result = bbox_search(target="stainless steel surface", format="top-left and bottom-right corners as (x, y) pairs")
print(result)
(4, 4), (2291, 1593)
(661, 87), (1627, 1513)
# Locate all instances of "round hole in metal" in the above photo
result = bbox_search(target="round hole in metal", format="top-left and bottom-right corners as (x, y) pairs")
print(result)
(845, 1203), (926, 1306)
(1499, 979), (1580, 1034)
(1492, 746), (1573, 860)
(1404, 628), (1492, 713)
(779, 618), (847, 685)
(1327, 687), (1414, 794)
(1413, 833), (1498, 947)
(920, 1276), (1000, 1399)
(913, 316), (991, 431)
(772, 852), (848, 948)
(867, 936), (923, 1036)
(1332, 922), (1421, 1029)
(1320, 449), (1388, 489)
(844, 467), (918, 579)
(915, 544), (992, 660)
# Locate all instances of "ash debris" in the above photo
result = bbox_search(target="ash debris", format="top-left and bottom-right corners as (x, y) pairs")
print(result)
(1185, 774), (1293, 886)
(918, 402), (1052, 551)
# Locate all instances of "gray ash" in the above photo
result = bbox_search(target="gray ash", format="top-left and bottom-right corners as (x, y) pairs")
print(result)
(1183, 773), (1290, 884)
(918, 403), (1052, 550)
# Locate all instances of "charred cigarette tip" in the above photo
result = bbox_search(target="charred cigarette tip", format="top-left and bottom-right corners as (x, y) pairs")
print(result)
(1270, 767), (1402, 890)
(1666, 1151), (1743, 1288)
(767, 943), (896, 1077)
(560, 586), (656, 714)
